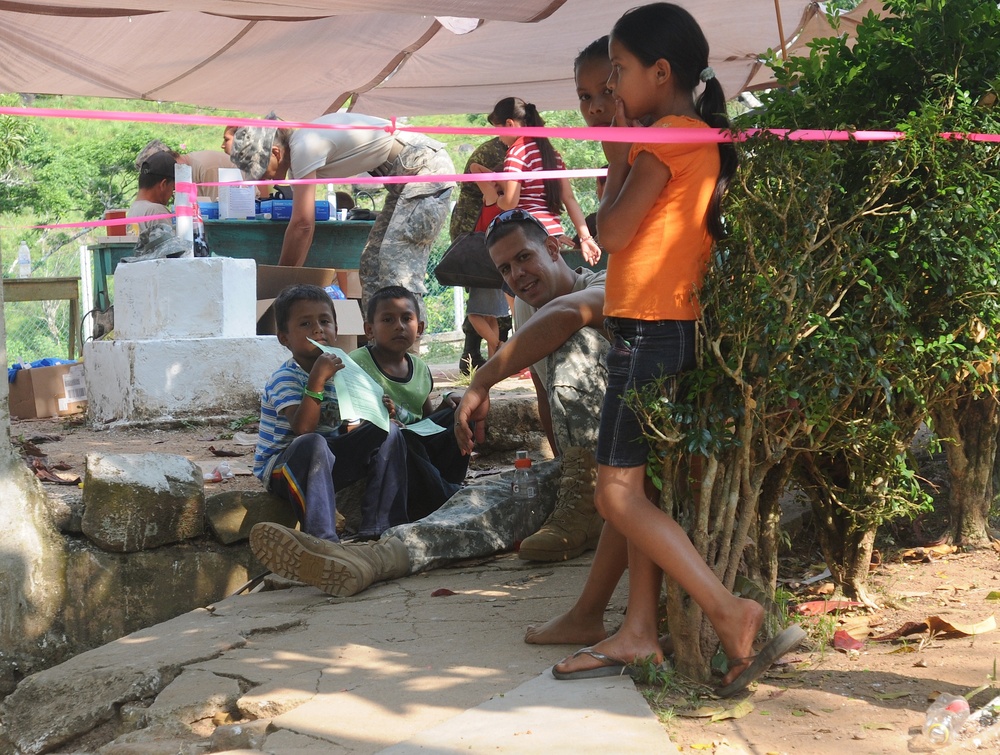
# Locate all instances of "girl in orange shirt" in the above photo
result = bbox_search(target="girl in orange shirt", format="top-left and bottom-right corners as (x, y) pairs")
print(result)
(552, 3), (805, 695)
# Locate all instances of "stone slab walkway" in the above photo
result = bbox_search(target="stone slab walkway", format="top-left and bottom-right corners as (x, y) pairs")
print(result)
(0, 553), (676, 754)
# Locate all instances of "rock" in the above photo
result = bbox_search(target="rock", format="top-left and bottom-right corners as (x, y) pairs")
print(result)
(205, 490), (297, 545)
(474, 399), (544, 455)
(237, 669), (320, 719)
(40, 489), (77, 532)
(0, 604), (303, 755)
(209, 719), (270, 751)
(97, 732), (207, 755)
(143, 668), (241, 729)
(62, 542), (258, 651)
(82, 453), (205, 552)
(0, 455), (68, 699)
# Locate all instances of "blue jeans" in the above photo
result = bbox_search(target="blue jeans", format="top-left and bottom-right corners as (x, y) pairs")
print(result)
(596, 318), (696, 468)
(268, 422), (458, 541)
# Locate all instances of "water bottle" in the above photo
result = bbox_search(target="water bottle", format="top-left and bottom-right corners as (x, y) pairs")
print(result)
(17, 240), (31, 278)
(511, 450), (538, 540)
(923, 693), (970, 747)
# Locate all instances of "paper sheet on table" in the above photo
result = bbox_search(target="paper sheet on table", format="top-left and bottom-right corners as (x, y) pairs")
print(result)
(403, 418), (448, 436)
(309, 339), (390, 431)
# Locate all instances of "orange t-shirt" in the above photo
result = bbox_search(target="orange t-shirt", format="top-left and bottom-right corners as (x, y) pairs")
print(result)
(603, 115), (719, 321)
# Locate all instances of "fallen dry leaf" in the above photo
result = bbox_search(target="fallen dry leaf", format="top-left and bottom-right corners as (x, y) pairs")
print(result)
(27, 434), (61, 444)
(833, 629), (865, 652)
(873, 691), (910, 700)
(28, 457), (81, 485)
(871, 621), (929, 641)
(794, 599), (864, 615)
(430, 588), (457, 597)
(18, 440), (46, 457)
(899, 544), (958, 561)
(926, 614), (996, 637)
(208, 446), (244, 457)
(807, 582), (836, 596)
(838, 617), (872, 640)
(709, 701), (754, 722)
(679, 706), (726, 719)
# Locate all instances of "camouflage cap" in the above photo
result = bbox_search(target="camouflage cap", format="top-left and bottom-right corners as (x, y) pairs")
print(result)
(135, 139), (171, 170)
(124, 223), (190, 263)
(230, 112), (280, 180)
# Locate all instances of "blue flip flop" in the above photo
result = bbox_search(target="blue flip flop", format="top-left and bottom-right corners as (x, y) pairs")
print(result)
(716, 624), (807, 698)
(551, 647), (638, 681)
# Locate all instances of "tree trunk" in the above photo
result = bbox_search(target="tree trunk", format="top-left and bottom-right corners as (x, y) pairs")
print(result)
(933, 393), (1000, 546)
(796, 453), (879, 608)
(747, 458), (795, 599)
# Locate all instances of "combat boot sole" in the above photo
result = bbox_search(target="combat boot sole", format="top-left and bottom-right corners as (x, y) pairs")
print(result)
(250, 522), (306, 583)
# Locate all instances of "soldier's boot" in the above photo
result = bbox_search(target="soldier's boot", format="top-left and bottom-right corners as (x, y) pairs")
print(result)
(518, 446), (603, 562)
(250, 523), (410, 597)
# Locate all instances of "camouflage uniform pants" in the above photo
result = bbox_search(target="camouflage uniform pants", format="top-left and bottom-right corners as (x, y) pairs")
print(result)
(358, 133), (455, 319)
(384, 327), (610, 572)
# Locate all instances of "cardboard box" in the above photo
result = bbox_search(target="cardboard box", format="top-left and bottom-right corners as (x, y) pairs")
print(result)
(9, 362), (87, 420)
(256, 265), (365, 350)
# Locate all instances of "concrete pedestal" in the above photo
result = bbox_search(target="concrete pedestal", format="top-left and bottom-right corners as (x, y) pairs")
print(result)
(84, 257), (286, 424)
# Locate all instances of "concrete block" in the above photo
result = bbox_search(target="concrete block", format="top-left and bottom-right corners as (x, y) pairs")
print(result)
(115, 257), (257, 340)
(84, 337), (287, 424)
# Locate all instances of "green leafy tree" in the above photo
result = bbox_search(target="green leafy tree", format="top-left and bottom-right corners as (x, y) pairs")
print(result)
(0, 94), (37, 214)
(634, 0), (1000, 678)
(755, 0), (1000, 554)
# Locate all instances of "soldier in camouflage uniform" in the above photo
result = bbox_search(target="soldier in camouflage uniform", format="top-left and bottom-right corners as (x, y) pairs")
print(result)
(230, 114), (454, 321)
(248, 210), (610, 597)
(449, 137), (508, 241)
(357, 132), (455, 321)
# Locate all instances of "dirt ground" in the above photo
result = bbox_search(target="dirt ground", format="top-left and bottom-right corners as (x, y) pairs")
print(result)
(9, 397), (1000, 755)
(648, 545), (1000, 754)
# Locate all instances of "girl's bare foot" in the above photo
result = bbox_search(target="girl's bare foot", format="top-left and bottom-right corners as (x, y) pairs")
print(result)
(552, 628), (661, 677)
(716, 598), (765, 686)
(525, 610), (607, 646)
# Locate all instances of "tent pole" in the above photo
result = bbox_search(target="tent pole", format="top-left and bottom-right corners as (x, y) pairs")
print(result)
(773, 0), (789, 61)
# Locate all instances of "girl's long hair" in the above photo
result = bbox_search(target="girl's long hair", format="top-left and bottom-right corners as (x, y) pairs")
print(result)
(612, 3), (736, 240)
(488, 97), (563, 214)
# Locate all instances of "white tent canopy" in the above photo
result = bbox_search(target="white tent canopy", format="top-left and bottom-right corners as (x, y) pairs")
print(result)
(0, 1), (878, 120)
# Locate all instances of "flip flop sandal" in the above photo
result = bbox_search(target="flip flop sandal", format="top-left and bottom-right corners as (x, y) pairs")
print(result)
(551, 647), (637, 681)
(716, 625), (807, 698)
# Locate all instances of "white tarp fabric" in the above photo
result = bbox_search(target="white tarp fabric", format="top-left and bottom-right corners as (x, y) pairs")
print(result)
(0, 1), (880, 119)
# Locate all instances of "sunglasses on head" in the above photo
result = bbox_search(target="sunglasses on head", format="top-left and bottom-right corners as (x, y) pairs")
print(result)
(485, 209), (549, 245)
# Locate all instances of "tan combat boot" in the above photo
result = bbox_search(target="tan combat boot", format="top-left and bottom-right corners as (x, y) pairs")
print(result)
(250, 522), (410, 597)
(518, 446), (603, 561)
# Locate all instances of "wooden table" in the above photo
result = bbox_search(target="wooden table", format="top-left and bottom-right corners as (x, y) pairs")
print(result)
(4, 277), (80, 359)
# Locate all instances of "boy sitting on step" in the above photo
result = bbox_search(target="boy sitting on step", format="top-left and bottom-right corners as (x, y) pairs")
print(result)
(350, 285), (470, 486)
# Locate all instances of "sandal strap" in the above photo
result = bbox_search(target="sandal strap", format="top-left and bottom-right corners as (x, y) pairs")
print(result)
(573, 647), (628, 666)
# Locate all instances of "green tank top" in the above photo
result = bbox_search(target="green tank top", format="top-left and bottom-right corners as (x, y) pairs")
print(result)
(349, 346), (432, 424)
